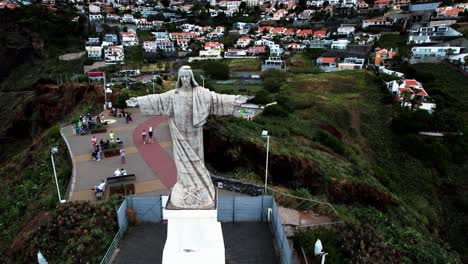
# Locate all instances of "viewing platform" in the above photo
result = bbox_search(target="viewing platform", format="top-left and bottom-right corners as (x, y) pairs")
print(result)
(61, 109), (177, 201)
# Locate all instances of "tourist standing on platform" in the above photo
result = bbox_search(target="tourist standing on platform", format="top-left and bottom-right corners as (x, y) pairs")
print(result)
(142, 129), (147, 144)
(120, 147), (126, 164)
(114, 168), (121, 177)
(96, 144), (101, 161)
(148, 126), (154, 144)
(91, 136), (97, 147)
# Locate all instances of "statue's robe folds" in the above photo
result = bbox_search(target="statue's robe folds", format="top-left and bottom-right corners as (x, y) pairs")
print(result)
(136, 86), (238, 209)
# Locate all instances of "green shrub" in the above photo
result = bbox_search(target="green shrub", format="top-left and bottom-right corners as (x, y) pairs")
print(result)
(45, 126), (61, 141)
(251, 89), (271, 105)
(262, 104), (289, 117)
(201, 61), (230, 80)
(262, 69), (287, 93)
(315, 130), (345, 155)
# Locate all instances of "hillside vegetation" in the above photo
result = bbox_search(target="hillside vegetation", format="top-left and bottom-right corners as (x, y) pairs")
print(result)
(205, 68), (467, 263)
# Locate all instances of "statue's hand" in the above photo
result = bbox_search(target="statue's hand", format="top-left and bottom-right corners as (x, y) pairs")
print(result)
(126, 97), (138, 107)
(234, 95), (250, 106)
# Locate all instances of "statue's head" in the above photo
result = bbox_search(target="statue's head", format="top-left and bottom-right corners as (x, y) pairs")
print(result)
(176, 66), (199, 90)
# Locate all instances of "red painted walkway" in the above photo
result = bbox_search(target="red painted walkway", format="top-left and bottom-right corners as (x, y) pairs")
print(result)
(133, 116), (177, 188)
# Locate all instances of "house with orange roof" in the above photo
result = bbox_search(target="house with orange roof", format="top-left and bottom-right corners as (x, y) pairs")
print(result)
(169, 32), (198, 41)
(176, 39), (190, 50)
(284, 28), (297, 36)
(362, 18), (393, 28)
(247, 46), (267, 56)
(436, 6), (463, 17)
(287, 43), (306, 53)
(317, 56), (338, 70)
(387, 79), (429, 101)
(374, 48), (397, 65)
(258, 26), (273, 34)
(314, 29), (327, 39)
(236, 36), (253, 48)
(204, 41), (224, 51)
(374, 0), (390, 9)
(297, 29), (313, 38)
(121, 31), (138, 46)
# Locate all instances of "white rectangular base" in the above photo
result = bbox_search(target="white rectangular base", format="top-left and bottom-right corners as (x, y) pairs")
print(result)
(162, 208), (225, 264)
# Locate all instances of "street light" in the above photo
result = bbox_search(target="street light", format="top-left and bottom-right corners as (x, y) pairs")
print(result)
(314, 239), (328, 264)
(51, 146), (66, 204)
(152, 74), (156, 94)
(261, 130), (270, 195)
(200, 75), (205, 88)
(103, 72), (107, 110)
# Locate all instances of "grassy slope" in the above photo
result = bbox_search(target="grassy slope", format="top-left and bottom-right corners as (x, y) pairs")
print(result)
(0, 126), (72, 258)
(214, 69), (462, 262)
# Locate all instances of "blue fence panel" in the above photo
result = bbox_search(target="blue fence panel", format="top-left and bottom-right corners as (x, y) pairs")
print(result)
(218, 196), (234, 222)
(129, 196), (162, 222)
(272, 200), (292, 264)
(116, 199), (128, 229)
(233, 196), (264, 222)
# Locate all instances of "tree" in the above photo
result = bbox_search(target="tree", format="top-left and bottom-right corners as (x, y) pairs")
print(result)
(239, 1), (247, 11)
(161, 0), (170, 8)
(201, 61), (230, 80)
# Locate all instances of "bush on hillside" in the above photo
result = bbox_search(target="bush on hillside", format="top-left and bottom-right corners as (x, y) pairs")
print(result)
(201, 61), (229, 80)
(251, 89), (271, 105)
(261, 69), (288, 93)
(315, 130), (345, 155)
(327, 182), (393, 211)
(262, 104), (289, 117)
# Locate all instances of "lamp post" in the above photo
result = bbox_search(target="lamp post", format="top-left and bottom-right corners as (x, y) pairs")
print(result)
(51, 146), (66, 204)
(261, 130), (270, 195)
(152, 74), (156, 94)
(103, 72), (107, 110)
(314, 239), (328, 264)
(200, 75), (205, 88)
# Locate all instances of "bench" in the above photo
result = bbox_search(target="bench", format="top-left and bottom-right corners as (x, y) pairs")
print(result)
(106, 174), (136, 185)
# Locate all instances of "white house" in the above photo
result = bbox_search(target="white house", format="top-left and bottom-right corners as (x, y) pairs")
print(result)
(337, 26), (355, 36)
(362, 18), (393, 28)
(408, 25), (463, 44)
(88, 4), (100, 13)
(104, 45), (125, 64)
(411, 45), (462, 58)
(338, 57), (365, 70)
(86, 46), (103, 60)
(331, 39), (350, 50)
(236, 36), (253, 48)
(89, 14), (104, 22)
(121, 31), (139, 46)
(204, 41), (224, 51)
(121, 14), (135, 24)
(386, 79), (436, 111)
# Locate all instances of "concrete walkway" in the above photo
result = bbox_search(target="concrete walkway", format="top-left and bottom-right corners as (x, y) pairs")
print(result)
(62, 109), (175, 201)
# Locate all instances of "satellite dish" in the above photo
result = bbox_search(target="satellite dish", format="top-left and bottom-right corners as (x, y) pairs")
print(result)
(314, 239), (323, 256)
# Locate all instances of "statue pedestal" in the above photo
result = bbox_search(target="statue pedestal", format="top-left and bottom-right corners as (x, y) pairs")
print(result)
(162, 206), (225, 264)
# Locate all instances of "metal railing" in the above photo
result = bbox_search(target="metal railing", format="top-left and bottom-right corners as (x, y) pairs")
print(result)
(100, 200), (128, 264)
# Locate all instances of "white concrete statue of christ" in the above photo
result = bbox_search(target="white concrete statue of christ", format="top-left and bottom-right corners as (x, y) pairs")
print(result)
(127, 66), (248, 209)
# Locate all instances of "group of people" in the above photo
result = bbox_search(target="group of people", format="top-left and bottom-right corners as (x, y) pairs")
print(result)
(141, 126), (155, 144)
(73, 113), (106, 135)
(110, 108), (133, 124)
(114, 168), (128, 176)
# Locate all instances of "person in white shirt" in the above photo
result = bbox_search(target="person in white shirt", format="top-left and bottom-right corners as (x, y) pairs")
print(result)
(114, 168), (121, 177)
(120, 168), (128, 175)
(94, 180), (106, 192)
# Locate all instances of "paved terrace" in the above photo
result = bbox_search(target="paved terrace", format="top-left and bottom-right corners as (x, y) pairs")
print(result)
(62, 110), (177, 201)
(116, 222), (278, 264)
